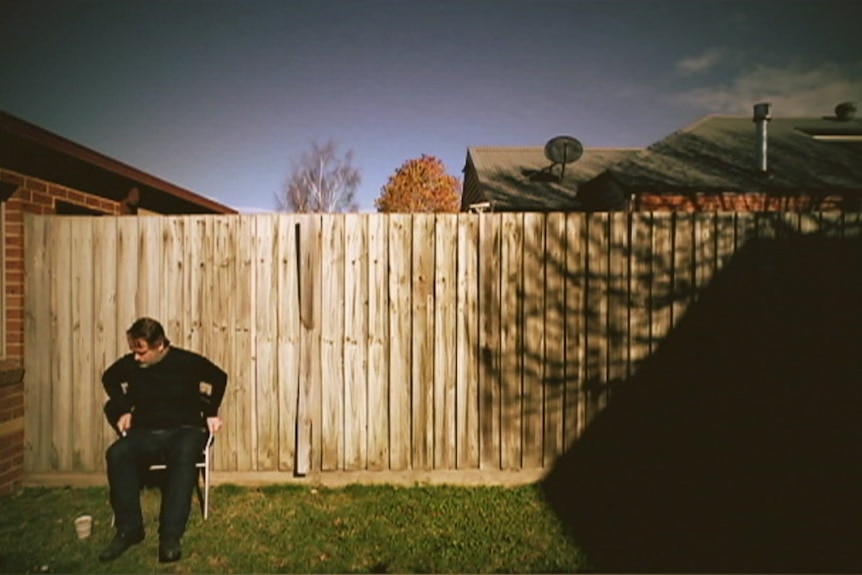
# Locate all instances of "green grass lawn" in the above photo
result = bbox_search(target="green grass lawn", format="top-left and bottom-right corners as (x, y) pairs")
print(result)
(0, 483), (588, 574)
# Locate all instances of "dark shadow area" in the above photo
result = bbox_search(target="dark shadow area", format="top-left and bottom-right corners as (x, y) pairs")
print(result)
(523, 166), (562, 183)
(541, 231), (862, 572)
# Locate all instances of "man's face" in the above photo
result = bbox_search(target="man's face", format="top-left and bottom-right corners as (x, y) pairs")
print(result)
(128, 337), (167, 368)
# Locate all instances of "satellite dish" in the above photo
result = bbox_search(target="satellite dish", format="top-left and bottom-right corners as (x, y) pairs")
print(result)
(543, 135), (583, 180)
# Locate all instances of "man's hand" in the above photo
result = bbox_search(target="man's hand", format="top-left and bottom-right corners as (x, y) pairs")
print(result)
(116, 413), (132, 435)
(206, 416), (223, 434)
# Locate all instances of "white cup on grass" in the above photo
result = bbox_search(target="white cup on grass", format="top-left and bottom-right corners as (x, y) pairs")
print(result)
(74, 515), (92, 539)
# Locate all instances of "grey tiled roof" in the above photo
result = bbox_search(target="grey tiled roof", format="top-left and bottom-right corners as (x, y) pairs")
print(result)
(466, 146), (639, 210)
(607, 115), (862, 192)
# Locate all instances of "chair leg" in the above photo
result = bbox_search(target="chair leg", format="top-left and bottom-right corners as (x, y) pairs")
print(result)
(202, 435), (211, 520)
(203, 463), (209, 520)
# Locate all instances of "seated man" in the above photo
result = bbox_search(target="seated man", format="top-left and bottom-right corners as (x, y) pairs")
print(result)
(99, 317), (227, 563)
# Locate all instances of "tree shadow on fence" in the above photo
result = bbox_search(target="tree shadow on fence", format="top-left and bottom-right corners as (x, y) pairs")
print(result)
(540, 229), (862, 572)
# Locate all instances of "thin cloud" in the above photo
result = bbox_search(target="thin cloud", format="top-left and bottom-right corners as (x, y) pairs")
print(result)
(676, 48), (725, 75)
(673, 62), (862, 115)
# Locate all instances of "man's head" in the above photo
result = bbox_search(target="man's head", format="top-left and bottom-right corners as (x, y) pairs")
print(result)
(126, 317), (171, 368)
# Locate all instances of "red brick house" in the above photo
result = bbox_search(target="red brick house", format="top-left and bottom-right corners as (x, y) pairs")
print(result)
(462, 102), (862, 213)
(0, 110), (236, 494)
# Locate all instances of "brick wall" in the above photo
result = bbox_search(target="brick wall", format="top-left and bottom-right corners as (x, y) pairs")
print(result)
(0, 360), (24, 495)
(0, 170), (119, 492)
(1, 168), (121, 361)
(636, 192), (859, 212)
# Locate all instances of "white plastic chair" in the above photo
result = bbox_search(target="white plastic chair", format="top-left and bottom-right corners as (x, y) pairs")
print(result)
(146, 431), (214, 519)
(110, 431), (214, 524)
(105, 388), (216, 521)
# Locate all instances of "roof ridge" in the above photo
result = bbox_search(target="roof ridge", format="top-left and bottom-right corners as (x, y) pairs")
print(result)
(468, 145), (643, 152)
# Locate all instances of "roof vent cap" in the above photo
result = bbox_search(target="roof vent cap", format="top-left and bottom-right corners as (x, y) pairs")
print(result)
(835, 102), (856, 121)
(753, 102), (772, 122)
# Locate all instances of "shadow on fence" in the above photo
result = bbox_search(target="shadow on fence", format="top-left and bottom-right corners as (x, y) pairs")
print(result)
(540, 227), (862, 572)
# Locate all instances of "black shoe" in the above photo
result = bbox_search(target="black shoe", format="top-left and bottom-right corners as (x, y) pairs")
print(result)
(98, 530), (144, 561)
(158, 538), (182, 563)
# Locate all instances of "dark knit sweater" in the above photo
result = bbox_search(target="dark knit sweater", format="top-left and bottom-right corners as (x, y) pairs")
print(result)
(102, 346), (227, 430)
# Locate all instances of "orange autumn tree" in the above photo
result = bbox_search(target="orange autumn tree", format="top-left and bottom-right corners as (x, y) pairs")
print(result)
(375, 154), (461, 213)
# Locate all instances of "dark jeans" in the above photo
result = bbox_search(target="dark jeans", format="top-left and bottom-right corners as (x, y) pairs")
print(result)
(105, 426), (207, 540)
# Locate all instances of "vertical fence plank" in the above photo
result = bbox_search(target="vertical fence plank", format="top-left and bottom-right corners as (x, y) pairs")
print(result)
(388, 214), (412, 470)
(116, 217), (139, 358)
(672, 214), (694, 328)
(195, 217), (218, 467)
(234, 215), (255, 471)
(344, 214), (368, 470)
(411, 214), (435, 470)
(842, 212), (860, 237)
(564, 213), (586, 446)
(186, 216), (213, 459)
(522, 212), (544, 469)
(320, 215), (344, 471)
(297, 214), (322, 475)
(736, 211), (759, 248)
(276, 215), (300, 472)
(162, 217), (185, 348)
(651, 213), (673, 351)
(92, 217), (118, 467)
(456, 214), (480, 469)
(209, 217), (235, 470)
(585, 213), (609, 423)
(543, 213), (565, 465)
(225, 216), (241, 470)
(694, 212), (717, 298)
(182, 217), (204, 354)
(23, 214), (50, 471)
(629, 212), (651, 373)
(608, 212), (629, 385)
(254, 214), (277, 471)
(756, 210), (778, 240)
(716, 213), (736, 274)
(135, 217), (162, 319)
(478, 214), (501, 469)
(821, 212), (843, 238)
(779, 211), (801, 238)
(499, 213), (523, 470)
(366, 215), (389, 470)
(70, 218), (95, 471)
(433, 215), (457, 469)
(50, 217), (72, 470)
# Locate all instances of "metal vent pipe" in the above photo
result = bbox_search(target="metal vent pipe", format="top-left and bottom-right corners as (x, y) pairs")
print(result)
(753, 102), (771, 172)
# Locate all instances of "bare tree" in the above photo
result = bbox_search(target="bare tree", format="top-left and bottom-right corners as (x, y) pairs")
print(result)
(276, 140), (361, 212)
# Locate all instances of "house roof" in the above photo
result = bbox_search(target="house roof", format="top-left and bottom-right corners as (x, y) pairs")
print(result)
(605, 114), (862, 193)
(465, 146), (640, 211)
(0, 110), (237, 214)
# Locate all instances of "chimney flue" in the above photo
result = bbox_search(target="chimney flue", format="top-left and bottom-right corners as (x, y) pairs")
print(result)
(753, 102), (771, 172)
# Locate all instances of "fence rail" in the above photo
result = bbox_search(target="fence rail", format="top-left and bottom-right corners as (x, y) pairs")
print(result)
(23, 211), (861, 473)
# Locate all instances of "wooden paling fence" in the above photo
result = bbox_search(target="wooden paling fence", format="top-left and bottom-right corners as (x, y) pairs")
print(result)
(22, 211), (860, 475)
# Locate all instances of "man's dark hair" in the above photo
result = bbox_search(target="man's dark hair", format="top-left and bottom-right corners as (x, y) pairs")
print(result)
(126, 317), (171, 347)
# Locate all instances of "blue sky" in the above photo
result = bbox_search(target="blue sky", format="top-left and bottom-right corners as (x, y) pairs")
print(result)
(1, 0), (860, 212)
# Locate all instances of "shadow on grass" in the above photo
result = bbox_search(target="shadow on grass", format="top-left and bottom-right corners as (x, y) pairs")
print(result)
(542, 233), (862, 573)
